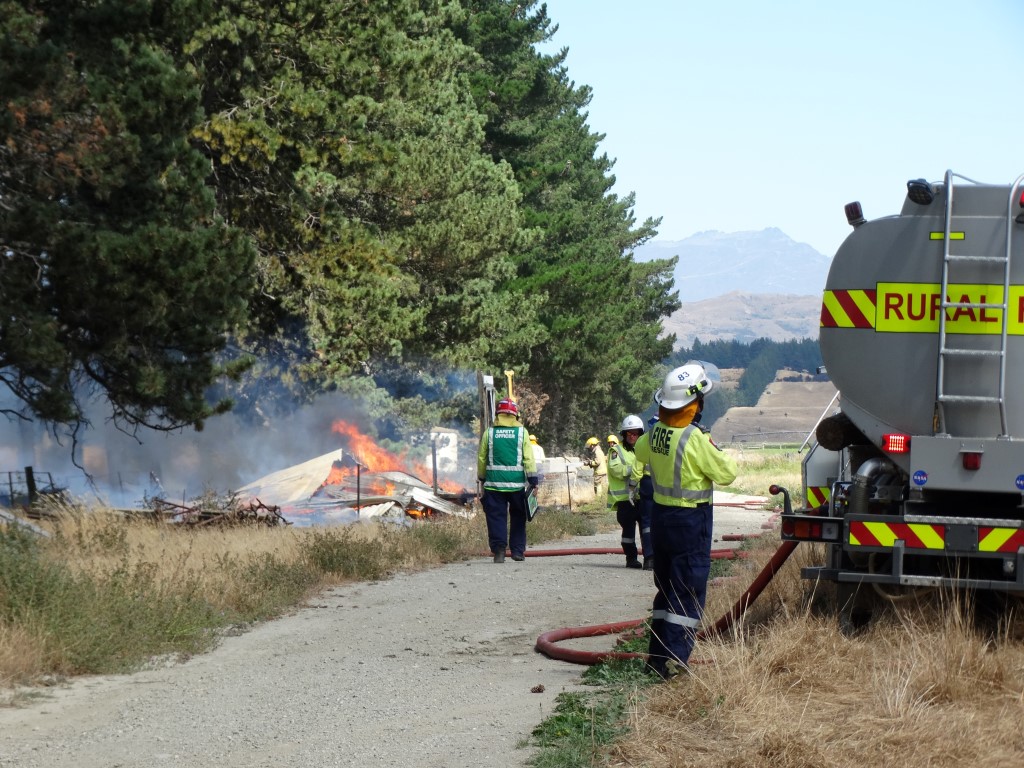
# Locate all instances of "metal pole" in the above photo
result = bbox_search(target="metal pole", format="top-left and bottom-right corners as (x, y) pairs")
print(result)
(431, 439), (438, 495)
(356, 463), (361, 514)
(565, 466), (572, 513)
(24, 466), (37, 505)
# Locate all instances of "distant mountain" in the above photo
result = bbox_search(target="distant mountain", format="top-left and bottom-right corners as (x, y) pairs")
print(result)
(662, 292), (821, 349)
(634, 228), (831, 303)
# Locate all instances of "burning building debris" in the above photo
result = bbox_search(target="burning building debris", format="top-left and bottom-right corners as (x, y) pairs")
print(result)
(234, 420), (476, 526)
(144, 494), (290, 527)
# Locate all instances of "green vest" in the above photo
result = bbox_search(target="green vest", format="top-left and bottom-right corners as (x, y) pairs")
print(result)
(483, 425), (527, 491)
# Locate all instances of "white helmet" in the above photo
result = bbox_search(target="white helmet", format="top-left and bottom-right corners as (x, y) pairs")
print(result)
(655, 362), (715, 409)
(620, 414), (645, 434)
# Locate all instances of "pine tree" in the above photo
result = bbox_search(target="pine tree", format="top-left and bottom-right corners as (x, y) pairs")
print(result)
(186, 0), (543, 426)
(452, 0), (679, 450)
(0, 0), (254, 430)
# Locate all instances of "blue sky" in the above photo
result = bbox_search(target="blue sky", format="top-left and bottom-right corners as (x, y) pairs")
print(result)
(540, 0), (1024, 257)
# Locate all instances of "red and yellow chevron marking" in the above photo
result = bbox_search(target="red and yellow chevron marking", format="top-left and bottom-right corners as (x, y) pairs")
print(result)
(820, 289), (876, 329)
(848, 520), (945, 549)
(806, 486), (829, 508)
(978, 527), (1024, 553)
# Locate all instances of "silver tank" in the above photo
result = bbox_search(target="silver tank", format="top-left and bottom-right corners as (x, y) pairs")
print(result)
(820, 173), (1024, 444)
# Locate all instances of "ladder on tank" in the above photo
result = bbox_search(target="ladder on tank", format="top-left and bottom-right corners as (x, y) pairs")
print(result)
(934, 170), (1024, 437)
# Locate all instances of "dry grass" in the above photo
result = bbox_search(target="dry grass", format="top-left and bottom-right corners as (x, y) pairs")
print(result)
(610, 539), (1024, 768)
(45, 509), (319, 612)
(0, 497), (599, 686)
(725, 447), (802, 499)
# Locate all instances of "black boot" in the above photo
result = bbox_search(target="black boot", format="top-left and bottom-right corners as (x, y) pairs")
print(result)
(643, 556), (654, 571)
(626, 557), (642, 569)
(493, 550), (505, 563)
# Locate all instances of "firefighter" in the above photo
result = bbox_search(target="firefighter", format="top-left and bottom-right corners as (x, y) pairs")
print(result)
(583, 436), (607, 496)
(634, 361), (737, 679)
(477, 398), (539, 563)
(528, 433), (546, 463)
(529, 433), (546, 483)
(606, 414), (653, 569)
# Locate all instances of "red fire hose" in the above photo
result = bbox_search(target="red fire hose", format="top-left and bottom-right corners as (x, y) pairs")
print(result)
(534, 487), (812, 666)
(515, 547), (741, 560)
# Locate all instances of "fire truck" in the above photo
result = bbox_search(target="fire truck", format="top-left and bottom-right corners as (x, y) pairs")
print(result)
(781, 170), (1024, 626)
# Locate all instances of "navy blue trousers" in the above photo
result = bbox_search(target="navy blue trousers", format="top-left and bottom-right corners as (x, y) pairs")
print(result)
(638, 476), (654, 556)
(647, 503), (712, 673)
(481, 489), (528, 557)
(614, 498), (652, 559)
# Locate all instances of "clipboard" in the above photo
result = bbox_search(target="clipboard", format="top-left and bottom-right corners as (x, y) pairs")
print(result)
(526, 487), (539, 521)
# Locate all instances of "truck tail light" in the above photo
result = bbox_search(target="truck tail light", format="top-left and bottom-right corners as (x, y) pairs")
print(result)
(962, 452), (982, 471)
(781, 516), (840, 542)
(883, 433), (910, 453)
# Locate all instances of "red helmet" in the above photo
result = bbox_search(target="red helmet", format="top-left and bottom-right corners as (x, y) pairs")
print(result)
(496, 398), (519, 417)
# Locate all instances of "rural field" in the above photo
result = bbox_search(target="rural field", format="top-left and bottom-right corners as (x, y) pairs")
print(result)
(0, 449), (1022, 767)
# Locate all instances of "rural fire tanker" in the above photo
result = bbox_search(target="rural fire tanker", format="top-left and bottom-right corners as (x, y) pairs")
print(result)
(782, 170), (1024, 626)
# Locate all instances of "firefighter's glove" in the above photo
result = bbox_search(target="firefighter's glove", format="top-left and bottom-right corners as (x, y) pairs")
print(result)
(528, 476), (539, 489)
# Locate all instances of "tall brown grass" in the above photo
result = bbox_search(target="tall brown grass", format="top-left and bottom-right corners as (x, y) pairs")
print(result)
(610, 537), (1024, 768)
(0, 499), (598, 690)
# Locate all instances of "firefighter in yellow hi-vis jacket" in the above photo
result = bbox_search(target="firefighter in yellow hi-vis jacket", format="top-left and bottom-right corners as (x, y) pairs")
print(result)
(634, 361), (737, 680)
(606, 415), (651, 570)
(583, 437), (606, 496)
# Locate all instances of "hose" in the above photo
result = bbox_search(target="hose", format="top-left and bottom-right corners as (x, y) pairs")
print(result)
(534, 491), (818, 666)
(508, 547), (739, 560)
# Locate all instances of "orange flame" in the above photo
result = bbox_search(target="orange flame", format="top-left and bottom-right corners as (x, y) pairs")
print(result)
(331, 419), (408, 472)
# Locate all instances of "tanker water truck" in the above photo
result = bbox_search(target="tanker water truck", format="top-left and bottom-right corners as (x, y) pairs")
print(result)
(781, 170), (1024, 628)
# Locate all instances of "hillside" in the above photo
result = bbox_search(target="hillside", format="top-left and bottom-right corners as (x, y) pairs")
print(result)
(710, 370), (838, 447)
(663, 292), (821, 349)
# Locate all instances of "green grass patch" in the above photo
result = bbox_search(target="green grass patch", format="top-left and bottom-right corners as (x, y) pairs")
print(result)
(529, 647), (656, 768)
(527, 505), (598, 544)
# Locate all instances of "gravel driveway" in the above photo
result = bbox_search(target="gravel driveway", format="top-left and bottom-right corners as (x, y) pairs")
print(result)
(0, 502), (773, 768)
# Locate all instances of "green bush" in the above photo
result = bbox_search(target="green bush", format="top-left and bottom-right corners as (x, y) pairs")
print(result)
(403, 519), (477, 563)
(302, 528), (391, 581)
(227, 553), (320, 622)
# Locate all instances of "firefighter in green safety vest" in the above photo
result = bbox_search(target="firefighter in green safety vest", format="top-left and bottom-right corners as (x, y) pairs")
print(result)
(477, 398), (538, 563)
(633, 361), (737, 679)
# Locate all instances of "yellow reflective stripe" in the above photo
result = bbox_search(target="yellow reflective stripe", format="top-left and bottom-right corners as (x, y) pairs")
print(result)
(979, 527), (1016, 552)
(849, 530), (862, 546)
(909, 524), (945, 550)
(863, 522), (898, 546)
(930, 231), (965, 240)
(848, 291), (876, 323)
(822, 291), (856, 328)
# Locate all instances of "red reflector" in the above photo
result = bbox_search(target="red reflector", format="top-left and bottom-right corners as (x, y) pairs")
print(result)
(791, 520), (822, 539)
(883, 433), (910, 453)
(962, 452), (982, 470)
(781, 519), (795, 536)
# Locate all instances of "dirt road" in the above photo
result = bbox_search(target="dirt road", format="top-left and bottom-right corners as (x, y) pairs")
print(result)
(0, 500), (773, 768)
